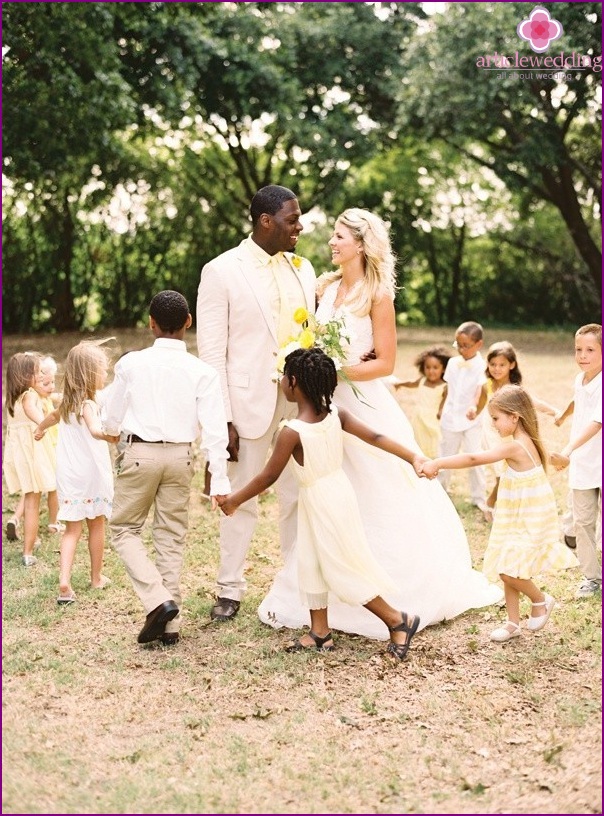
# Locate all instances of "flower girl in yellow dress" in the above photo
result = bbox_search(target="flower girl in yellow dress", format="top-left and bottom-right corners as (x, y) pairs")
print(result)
(422, 385), (578, 642)
(218, 347), (426, 660)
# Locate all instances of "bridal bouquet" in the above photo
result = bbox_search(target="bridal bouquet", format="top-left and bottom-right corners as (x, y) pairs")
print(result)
(275, 307), (351, 375)
(275, 308), (365, 401)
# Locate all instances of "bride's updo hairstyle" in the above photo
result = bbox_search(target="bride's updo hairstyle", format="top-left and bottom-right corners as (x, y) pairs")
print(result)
(318, 208), (398, 317)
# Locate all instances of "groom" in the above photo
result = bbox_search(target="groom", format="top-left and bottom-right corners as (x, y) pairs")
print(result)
(196, 185), (316, 621)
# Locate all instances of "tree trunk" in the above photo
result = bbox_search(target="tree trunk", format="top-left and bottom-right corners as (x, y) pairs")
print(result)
(447, 223), (466, 324)
(50, 194), (78, 331)
(541, 164), (602, 295)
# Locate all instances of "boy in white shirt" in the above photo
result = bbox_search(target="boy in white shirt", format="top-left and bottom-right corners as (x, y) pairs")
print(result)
(105, 291), (231, 644)
(437, 321), (487, 515)
(551, 323), (602, 598)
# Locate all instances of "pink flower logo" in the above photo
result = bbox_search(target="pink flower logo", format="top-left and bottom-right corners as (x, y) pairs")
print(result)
(517, 7), (563, 53)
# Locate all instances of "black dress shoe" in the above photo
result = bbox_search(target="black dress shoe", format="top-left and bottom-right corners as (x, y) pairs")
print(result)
(564, 535), (577, 549)
(137, 600), (179, 643)
(160, 632), (180, 646)
(210, 597), (240, 621)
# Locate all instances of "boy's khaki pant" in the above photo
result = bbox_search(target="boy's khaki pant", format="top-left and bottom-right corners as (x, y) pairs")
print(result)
(110, 441), (194, 634)
(573, 487), (602, 581)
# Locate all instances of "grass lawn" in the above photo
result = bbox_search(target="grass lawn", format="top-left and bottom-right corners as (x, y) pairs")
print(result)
(2, 327), (601, 814)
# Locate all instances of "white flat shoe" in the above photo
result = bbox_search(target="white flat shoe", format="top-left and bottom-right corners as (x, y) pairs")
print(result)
(527, 594), (555, 631)
(490, 621), (521, 642)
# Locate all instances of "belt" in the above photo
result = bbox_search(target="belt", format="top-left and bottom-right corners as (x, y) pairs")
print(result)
(127, 434), (171, 444)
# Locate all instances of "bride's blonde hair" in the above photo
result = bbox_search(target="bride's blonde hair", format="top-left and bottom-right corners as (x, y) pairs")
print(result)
(317, 208), (397, 317)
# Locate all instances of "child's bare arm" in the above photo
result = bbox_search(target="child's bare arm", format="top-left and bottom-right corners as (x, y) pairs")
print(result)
(554, 399), (574, 426)
(338, 407), (428, 475)
(466, 384), (486, 420)
(551, 420), (602, 470)
(217, 427), (298, 515)
(22, 391), (45, 425)
(532, 396), (559, 417)
(394, 376), (421, 389)
(81, 402), (120, 444)
(421, 440), (518, 479)
(436, 384), (447, 420)
(34, 407), (61, 440)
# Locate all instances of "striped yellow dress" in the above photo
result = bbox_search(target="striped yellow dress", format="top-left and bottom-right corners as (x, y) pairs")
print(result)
(482, 442), (578, 582)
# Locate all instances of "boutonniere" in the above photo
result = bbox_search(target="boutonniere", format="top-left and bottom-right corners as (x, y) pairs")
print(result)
(289, 254), (303, 269)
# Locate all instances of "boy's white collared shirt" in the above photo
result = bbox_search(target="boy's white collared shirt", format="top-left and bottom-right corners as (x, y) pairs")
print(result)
(440, 353), (486, 432)
(569, 370), (602, 489)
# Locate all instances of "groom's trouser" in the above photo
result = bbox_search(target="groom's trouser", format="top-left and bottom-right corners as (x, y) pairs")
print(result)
(217, 389), (298, 600)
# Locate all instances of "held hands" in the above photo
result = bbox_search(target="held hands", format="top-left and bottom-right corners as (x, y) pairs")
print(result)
(34, 426), (45, 441)
(214, 494), (237, 516)
(466, 405), (478, 420)
(411, 455), (431, 478)
(419, 459), (440, 479)
(550, 452), (570, 471)
(103, 433), (121, 444)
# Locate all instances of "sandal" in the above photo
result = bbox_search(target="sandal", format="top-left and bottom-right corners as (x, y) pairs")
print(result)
(6, 517), (20, 541)
(57, 592), (77, 606)
(285, 630), (335, 652)
(490, 620), (521, 642)
(48, 522), (66, 534)
(91, 575), (111, 590)
(527, 594), (555, 631)
(387, 611), (420, 660)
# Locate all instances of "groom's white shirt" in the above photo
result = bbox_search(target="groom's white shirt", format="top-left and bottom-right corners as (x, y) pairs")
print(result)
(196, 236), (316, 439)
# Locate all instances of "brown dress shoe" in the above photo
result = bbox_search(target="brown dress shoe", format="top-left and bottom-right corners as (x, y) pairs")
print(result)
(137, 600), (179, 643)
(210, 597), (240, 621)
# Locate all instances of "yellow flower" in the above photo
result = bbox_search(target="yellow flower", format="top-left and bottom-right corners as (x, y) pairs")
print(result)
(298, 328), (315, 349)
(293, 307), (309, 325)
(290, 255), (302, 269)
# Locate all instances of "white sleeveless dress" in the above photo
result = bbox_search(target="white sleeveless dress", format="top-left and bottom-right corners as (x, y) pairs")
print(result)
(258, 281), (503, 639)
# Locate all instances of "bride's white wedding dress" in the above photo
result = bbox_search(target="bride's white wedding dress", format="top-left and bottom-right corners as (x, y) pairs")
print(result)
(258, 281), (503, 638)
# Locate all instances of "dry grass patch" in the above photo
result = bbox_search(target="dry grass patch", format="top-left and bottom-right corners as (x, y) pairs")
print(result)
(2, 327), (601, 814)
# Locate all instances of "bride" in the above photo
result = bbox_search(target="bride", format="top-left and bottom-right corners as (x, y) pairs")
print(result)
(258, 208), (503, 639)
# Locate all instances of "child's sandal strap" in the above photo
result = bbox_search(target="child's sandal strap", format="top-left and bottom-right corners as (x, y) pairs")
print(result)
(309, 630), (335, 650)
(284, 630), (335, 652)
(387, 612), (420, 660)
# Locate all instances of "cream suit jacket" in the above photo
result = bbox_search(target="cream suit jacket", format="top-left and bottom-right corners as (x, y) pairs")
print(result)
(196, 239), (316, 440)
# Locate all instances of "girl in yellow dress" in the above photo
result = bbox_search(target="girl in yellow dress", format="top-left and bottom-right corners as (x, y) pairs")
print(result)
(3, 352), (56, 565)
(422, 385), (578, 643)
(393, 345), (452, 457)
(218, 347), (425, 660)
(467, 341), (558, 519)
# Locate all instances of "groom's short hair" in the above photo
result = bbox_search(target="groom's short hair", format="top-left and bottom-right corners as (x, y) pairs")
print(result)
(149, 290), (189, 333)
(250, 185), (297, 226)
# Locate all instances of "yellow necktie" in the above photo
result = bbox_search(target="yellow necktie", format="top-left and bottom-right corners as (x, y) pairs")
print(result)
(269, 255), (292, 345)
